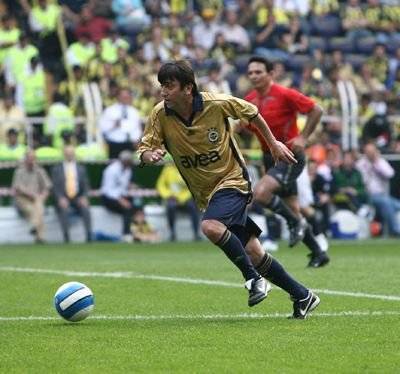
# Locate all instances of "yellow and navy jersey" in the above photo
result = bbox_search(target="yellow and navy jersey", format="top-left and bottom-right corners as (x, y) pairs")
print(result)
(138, 92), (259, 211)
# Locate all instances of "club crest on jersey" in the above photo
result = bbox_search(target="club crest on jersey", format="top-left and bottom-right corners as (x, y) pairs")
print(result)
(207, 128), (219, 143)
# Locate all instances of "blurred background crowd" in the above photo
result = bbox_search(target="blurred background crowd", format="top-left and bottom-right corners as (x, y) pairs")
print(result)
(0, 0), (400, 242)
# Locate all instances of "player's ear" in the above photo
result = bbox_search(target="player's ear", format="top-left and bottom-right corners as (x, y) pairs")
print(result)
(184, 83), (193, 95)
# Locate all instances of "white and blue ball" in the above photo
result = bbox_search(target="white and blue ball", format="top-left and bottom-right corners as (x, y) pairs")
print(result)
(54, 282), (94, 322)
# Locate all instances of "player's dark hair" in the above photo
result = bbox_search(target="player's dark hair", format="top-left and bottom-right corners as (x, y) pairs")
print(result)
(248, 56), (274, 73)
(158, 60), (199, 96)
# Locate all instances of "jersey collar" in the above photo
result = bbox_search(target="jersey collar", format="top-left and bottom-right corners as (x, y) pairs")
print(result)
(164, 93), (204, 127)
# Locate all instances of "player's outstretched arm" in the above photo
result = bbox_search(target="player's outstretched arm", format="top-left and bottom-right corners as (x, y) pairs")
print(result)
(251, 114), (296, 164)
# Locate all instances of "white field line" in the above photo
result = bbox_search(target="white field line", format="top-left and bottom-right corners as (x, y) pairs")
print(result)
(1, 310), (400, 322)
(1, 266), (400, 302)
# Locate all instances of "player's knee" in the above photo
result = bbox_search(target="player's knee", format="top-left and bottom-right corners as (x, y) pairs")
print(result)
(254, 183), (273, 204)
(201, 220), (224, 243)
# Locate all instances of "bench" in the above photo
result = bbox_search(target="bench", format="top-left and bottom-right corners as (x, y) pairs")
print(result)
(0, 187), (162, 243)
(0, 187), (160, 199)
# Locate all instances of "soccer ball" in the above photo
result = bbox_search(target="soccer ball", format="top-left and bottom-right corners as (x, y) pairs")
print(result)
(54, 281), (94, 322)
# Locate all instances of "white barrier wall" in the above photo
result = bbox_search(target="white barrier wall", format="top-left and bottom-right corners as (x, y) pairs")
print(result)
(0, 205), (203, 243)
(0, 205), (384, 244)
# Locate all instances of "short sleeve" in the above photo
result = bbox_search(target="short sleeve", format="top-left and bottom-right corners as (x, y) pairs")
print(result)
(220, 95), (258, 121)
(285, 88), (315, 114)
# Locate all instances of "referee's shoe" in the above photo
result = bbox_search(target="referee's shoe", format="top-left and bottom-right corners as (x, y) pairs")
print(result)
(308, 252), (330, 268)
(245, 276), (271, 307)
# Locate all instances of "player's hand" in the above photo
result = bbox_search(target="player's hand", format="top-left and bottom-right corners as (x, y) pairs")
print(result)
(270, 141), (297, 164)
(77, 196), (89, 207)
(287, 135), (306, 152)
(148, 149), (165, 164)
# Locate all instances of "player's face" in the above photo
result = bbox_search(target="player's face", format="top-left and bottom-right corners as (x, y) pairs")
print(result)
(247, 62), (273, 90)
(160, 79), (191, 109)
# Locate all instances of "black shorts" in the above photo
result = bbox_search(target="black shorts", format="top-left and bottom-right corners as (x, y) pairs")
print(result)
(263, 150), (306, 197)
(202, 188), (262, 246)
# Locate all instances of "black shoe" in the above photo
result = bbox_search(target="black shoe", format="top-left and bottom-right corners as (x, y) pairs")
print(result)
(308, 252), (330, 268)
(291, 291), (320, 319)
(288, 219), (308, 247)
(245, 277), (271, 307)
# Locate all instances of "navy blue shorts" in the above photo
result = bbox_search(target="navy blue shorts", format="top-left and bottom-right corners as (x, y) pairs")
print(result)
(202, 188), (262, 246)
(202, 189), (249, 226)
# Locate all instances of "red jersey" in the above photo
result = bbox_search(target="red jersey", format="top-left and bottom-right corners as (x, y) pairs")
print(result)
(245, 83), (315, 152)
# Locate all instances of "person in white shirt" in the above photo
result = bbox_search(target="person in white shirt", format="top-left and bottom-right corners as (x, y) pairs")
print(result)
(100, 150), (136, 240)
(192, 9), (221, 50)
(99, 87), (143, 159)
(356, 142), (400, 236)
(275, 0), (310, 16)
(199, 63), (232, 95)
(220, 9), (250, 52)
(142, 25), (172, 62)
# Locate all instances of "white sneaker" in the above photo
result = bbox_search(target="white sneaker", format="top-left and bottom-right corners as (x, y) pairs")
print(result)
(122, 234), (133, 243)
(315, 233), (329, 252)
(262, 239), (279, 252)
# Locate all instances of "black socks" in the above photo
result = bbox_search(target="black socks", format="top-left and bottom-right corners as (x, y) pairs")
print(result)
(256, 254), (308, 300)
(266, 195), (299, 228)
(216, 229), (260, 281)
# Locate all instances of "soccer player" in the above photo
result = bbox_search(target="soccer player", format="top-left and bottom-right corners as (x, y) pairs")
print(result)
(138, 60), (320, 318)
(244, 56), (330, 268)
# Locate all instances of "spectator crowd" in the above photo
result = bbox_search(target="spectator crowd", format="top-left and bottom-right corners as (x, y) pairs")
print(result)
(1, 0), (400, 242)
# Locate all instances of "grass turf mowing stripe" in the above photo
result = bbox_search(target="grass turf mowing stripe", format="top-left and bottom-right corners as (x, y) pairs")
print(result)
(1, 310), (400, 322)
(1, 266), (400, 302)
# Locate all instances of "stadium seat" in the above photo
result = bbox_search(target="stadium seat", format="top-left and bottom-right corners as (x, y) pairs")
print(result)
(234, 54), (251, 74)
(386, 37), (400, 55)
(328, 37), (354, 54)
(309, 36), (327, 52)
(285, 54), (311, 73)
(356, 37), (377, 55)
(345, 54), (367, 70)
(225, 71), (239, 92)
(311, 16), (342, 38)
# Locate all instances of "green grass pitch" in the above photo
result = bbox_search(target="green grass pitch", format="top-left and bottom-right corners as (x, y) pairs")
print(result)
(1, 240), (399, 373)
